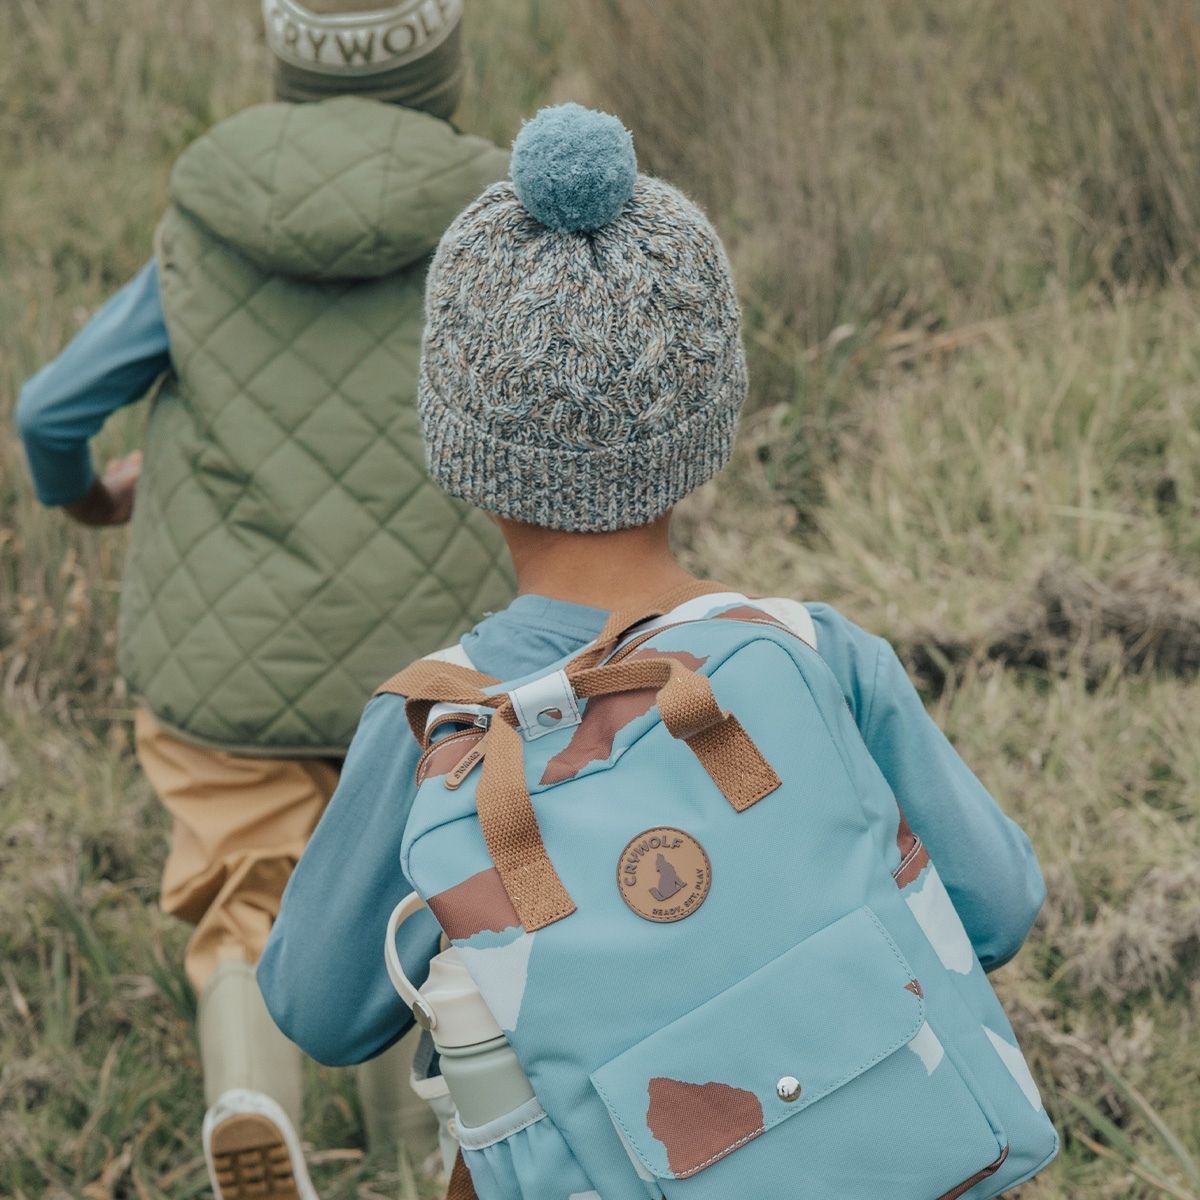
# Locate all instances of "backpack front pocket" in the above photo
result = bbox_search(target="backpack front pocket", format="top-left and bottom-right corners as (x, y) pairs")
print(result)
(456, 1096), (601, 1200)
(590, 906), (1009, 1200)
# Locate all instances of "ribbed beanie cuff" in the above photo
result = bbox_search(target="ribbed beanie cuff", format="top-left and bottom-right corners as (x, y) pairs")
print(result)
(421, 399), (741, 534)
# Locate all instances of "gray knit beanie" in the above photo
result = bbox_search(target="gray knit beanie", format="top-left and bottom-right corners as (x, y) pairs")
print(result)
(418, 103), (748, 533)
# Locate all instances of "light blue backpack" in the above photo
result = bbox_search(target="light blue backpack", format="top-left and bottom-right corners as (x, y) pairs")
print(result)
(385, 586), (1058, 1199)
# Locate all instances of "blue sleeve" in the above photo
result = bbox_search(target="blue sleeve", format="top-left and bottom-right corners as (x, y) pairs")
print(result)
(258, 695), (440, 1067)
(15, 260), (171, 506)
(810, 604), (1045, 972)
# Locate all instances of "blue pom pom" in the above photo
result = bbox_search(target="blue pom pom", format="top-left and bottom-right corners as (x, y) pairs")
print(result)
(511, 103), (637, 233)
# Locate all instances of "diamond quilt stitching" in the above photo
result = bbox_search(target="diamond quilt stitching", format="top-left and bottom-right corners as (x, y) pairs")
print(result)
(123, 166), (512, 752)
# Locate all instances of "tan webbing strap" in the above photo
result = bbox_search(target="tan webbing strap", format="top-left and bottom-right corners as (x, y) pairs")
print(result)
(393, 582), (779, 934)
(470, 655), (782, 931)
(574, 657), (781, 811)
(571, 578), (733, 672)
(375, 659), (500, 744)
(645, 658), (779, 810)
(446, 1149), (477, 1200)
(475, 711), (577, 931)
(377, 580), (728, 737)
(684, 714), (780, 812)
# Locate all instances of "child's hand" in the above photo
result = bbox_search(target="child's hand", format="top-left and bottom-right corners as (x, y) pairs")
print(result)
(64, 452), (142, 527)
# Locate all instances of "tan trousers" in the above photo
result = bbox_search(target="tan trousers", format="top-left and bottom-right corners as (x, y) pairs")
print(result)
(135, 707), (439, 1163)
(134, 706), (340, 993)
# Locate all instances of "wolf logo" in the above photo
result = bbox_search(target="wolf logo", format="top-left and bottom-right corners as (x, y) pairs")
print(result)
(617, 827), (711, 923)
(648, 853), (687, 902)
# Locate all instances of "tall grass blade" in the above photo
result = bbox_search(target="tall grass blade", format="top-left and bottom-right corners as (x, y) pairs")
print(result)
(1075, 1132), (1200, 1200)
(1100, 1059), (1200, 1186)
(48, 885), (115, 993)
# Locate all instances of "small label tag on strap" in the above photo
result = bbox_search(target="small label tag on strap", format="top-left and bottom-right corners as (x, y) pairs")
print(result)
(508, 669), (583, 741)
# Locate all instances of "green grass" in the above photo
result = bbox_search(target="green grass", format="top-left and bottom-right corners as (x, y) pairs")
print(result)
(2, 0), (1199, 1197)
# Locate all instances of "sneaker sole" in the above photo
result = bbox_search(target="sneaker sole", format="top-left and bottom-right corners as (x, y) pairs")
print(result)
(209, 1112), (300, 1200)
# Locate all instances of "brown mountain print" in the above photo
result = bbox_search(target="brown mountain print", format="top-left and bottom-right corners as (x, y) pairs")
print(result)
(540, 649), (708, 785)
(427, 867), (522, 940)
(894, 807), (931, 888)
(711, 605), (790, 630)
(646, 1077), (766, 1178)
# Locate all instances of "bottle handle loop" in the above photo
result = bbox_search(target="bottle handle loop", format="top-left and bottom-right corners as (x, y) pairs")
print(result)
(384, 892), (438, 1031)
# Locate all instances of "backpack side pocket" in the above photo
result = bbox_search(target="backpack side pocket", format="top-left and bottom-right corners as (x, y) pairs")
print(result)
(456, 1097), (604, 1200)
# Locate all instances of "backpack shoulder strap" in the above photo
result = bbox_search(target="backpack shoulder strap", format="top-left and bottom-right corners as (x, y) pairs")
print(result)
(374, 647), (500, 745)
(447, 1150), (477, 1200)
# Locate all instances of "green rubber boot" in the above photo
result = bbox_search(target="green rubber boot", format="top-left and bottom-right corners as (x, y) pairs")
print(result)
(356, 1029), (439, 1168)
(198, 960), (312, 1200)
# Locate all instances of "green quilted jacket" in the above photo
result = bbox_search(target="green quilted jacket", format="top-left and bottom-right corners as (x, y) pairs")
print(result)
(117, 97), (514, 756)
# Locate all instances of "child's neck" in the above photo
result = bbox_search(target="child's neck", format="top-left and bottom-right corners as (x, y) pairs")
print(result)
(497, 515), (698, 612)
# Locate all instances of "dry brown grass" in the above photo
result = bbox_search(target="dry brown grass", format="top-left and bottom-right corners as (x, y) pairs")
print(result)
(3, 1), (1199, 1197)
(573, 0), (1200, 391)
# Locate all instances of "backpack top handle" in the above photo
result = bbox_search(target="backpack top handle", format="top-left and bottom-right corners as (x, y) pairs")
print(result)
(377, 581), (781, 932)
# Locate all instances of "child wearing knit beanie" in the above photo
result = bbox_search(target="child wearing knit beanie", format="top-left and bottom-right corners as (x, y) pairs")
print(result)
(261, 104), (1047, 1193)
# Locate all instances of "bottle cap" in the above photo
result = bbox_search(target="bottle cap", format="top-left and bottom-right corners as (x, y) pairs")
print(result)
(420, 947), (504, 1049)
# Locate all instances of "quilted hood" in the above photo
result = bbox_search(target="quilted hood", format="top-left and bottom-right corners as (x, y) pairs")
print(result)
(169, 97), (508, 281)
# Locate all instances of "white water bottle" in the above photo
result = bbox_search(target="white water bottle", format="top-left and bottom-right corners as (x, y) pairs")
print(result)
(386, 894), (535, 1129)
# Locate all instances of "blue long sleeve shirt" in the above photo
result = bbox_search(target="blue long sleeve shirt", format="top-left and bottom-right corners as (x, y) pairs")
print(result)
(258, 595), (1046, 1067)
(15, 260), (170, 506)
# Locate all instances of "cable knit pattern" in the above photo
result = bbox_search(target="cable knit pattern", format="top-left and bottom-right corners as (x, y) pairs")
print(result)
(418, 127), (748, 532)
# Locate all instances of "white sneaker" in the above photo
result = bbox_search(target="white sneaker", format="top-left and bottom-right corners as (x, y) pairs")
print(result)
(202, 1089), (317, 1200)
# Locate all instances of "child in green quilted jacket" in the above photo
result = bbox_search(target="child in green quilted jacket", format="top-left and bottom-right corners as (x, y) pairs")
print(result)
(14, 3), (513, 1197)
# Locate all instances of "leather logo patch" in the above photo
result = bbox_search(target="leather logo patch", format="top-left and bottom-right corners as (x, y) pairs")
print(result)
(618, 827), (711, 923)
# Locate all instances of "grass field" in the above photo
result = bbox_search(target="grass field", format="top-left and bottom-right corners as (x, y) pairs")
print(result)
(2, 1), (1199, 1197)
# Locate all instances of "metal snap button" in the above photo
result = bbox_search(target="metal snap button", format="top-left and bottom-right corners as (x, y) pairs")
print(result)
(413, 997), (436, 1032)
(776, 1076), (802, 1103)
(536, 707), (563, 727)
